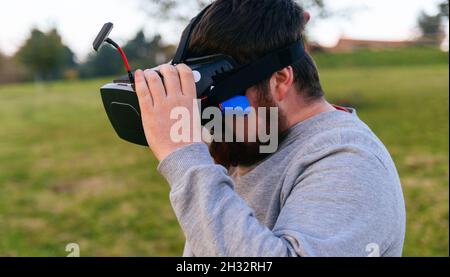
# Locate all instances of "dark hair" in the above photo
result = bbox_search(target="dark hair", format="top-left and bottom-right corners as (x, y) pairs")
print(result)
(187, 0), (324, 100)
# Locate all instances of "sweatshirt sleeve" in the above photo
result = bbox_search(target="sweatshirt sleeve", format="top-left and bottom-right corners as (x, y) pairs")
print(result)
(157, 143), (298, 257)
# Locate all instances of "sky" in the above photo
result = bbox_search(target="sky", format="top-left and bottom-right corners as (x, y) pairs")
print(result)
(0, 0), (448, 62)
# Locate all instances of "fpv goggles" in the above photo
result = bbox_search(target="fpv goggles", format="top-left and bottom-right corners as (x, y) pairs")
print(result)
(94, 4), (306, 146)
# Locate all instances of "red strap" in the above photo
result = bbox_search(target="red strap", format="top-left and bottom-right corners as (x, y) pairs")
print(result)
(332, 105), (350, 113)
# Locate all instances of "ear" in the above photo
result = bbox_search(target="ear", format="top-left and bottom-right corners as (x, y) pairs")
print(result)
(270, 66), (295, 102)
(303, 11), (311, 25)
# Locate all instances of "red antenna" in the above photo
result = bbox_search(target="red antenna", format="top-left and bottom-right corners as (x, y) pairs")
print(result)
(93, 23), (134, 84)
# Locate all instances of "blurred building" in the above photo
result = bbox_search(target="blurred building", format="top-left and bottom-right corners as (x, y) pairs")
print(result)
(327, 37), (416, 52)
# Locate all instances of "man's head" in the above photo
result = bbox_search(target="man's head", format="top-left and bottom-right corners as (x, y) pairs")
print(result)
(187, 0), (325, 168)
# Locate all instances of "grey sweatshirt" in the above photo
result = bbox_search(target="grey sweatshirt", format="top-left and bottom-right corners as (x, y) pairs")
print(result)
(157, 109), (406, 257)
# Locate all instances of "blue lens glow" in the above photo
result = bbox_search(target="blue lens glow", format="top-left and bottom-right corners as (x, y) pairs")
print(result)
(220, 95), (251, 115)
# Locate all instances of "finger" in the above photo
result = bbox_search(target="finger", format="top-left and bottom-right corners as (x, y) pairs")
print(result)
(144, 69), (166, 104)
(176, 64), (196, 98)
(134, 69), (154, 108)
(159, 64), (182, 97)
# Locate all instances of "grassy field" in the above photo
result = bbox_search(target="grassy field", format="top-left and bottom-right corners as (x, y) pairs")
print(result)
(0, 54), (448, 256)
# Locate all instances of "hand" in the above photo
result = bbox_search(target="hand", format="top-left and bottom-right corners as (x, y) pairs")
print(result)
(134, 64), (201, 161)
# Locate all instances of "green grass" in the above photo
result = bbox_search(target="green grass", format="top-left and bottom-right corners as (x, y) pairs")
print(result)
(0, 62), (448, 256)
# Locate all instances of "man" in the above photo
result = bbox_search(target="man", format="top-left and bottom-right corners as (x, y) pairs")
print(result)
(134, 0), (406, 256)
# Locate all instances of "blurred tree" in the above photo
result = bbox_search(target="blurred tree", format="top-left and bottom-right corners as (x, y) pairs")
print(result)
(15, 28), (75, 81)
(123, 30), (164, 68)
(79, 45), (123, 78)
(80, 31), (173, 78)
(63, 46), (76, 69)
(416, 1), (448, 47)
(0, 51), (4, 69)
(439, 1), (449, 18)
(123, 30), (151, 61)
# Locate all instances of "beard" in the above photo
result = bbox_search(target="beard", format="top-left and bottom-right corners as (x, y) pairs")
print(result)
(209, 89), (289, 169)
